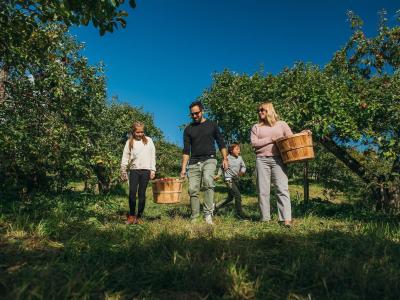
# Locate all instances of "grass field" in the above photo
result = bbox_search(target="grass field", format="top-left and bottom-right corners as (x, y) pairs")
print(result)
(1, 182), (399, 299)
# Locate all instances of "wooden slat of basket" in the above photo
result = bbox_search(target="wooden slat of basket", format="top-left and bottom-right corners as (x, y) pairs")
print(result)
(276, 132), (314, 164)
(152, 179), (183, 204)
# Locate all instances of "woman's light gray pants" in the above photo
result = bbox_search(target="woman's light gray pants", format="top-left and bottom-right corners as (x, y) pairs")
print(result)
(256, 156), (292, 221)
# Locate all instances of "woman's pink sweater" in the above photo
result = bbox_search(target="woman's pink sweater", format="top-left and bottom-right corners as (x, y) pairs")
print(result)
(250, 121), (293, 157)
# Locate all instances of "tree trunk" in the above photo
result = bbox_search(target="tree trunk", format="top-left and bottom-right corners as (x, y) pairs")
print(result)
(374, 183), (400, 212)
(25, 170), (49, 193)
(92, 163), (110, 194)
(319, 136), (400, 211)
(319, 136), (370, 184)
(386, 154), (400, 210)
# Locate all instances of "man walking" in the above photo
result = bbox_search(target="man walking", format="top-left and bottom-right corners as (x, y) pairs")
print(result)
(180, 101), (228, 225)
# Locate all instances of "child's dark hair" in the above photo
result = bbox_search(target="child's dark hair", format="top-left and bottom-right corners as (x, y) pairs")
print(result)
(189, 100), (203, 111)
(228, 143), (240, 154)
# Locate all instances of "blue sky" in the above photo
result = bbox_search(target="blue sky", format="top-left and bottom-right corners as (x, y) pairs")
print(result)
(71, 0), (398, 145)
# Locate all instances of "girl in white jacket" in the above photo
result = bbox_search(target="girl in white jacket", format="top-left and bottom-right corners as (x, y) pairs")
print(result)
(121, 121), (156, 224)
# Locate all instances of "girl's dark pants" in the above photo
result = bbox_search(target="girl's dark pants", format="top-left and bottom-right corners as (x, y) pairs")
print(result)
(129, 169), (151, 217)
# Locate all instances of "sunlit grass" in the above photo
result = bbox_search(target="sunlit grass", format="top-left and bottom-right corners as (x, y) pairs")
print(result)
(0, 183), (399, 299)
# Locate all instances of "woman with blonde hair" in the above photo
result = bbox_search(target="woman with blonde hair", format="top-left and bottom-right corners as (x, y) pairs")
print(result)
(250, 102), (293, 226)
(121, 121), (156, 225)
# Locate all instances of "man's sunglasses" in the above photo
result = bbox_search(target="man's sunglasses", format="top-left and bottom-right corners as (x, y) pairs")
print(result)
(190, 111), (202, 116)
(257, 108), (266, 113)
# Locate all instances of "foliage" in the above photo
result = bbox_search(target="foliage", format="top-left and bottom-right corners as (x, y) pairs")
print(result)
(93, 100), (165, 192)
(201, 11), (400, 210)
(0, 25), (176, 195)
(1, 1), (136, 37)
(288, 144), (364, 201)
(0, 0), (136, 116)
(155, 141), (182, 179)
(202, 71), (272, 143)
(0, 26), (108, 193)
(0, 0), (136, 103)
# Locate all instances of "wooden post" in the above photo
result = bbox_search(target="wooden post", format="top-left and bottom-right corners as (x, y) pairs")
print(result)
(303, 161), (309, 204)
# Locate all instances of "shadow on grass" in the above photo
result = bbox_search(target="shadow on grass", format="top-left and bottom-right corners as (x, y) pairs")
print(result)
(164, 206), (191, 219)
(1, 222), (399, 299)
(291, 197), (400, 225)
(241, 191), (400, 226)
(214, 182), (258, 197)
(1, 192), (399, 299)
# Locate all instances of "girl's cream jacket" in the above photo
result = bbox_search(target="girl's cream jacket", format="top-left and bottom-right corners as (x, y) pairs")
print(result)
(120, 137), (156, 173)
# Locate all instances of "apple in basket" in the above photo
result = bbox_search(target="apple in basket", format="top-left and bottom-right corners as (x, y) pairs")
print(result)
(158, 178), (180, 182)
(159, 178), (172, 181)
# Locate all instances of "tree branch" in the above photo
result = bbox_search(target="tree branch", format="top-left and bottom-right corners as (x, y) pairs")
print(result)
(318, 136), (370, 184)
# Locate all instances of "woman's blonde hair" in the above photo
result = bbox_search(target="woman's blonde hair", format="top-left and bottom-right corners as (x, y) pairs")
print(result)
(129, 121), (148, 150)
(258, 102), (279, 126)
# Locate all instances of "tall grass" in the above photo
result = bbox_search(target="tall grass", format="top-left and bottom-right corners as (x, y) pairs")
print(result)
(0, 184), (399, 299)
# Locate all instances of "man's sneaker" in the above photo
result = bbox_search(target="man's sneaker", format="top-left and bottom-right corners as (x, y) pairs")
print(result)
(136, 218), (144, 225)
(205, 214), (213, 225)
(126, 215), (137, 225)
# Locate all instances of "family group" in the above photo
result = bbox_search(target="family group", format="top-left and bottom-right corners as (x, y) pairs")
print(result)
(121, 101), (296, 227)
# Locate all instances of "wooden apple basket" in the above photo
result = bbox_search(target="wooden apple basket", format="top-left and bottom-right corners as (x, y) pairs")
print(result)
(152, 178), (184, 204)
(275, 132), (315, 164)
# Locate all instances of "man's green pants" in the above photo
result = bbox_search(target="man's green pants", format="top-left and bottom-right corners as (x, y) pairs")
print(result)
(187, 159), (217, 219)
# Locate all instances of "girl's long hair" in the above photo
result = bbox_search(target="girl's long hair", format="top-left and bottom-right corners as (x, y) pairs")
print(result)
(129, 121), (148, 151)
(258, 102), (279, 126)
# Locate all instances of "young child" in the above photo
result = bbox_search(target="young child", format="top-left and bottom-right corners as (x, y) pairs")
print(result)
(214, 143), (246, 218)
